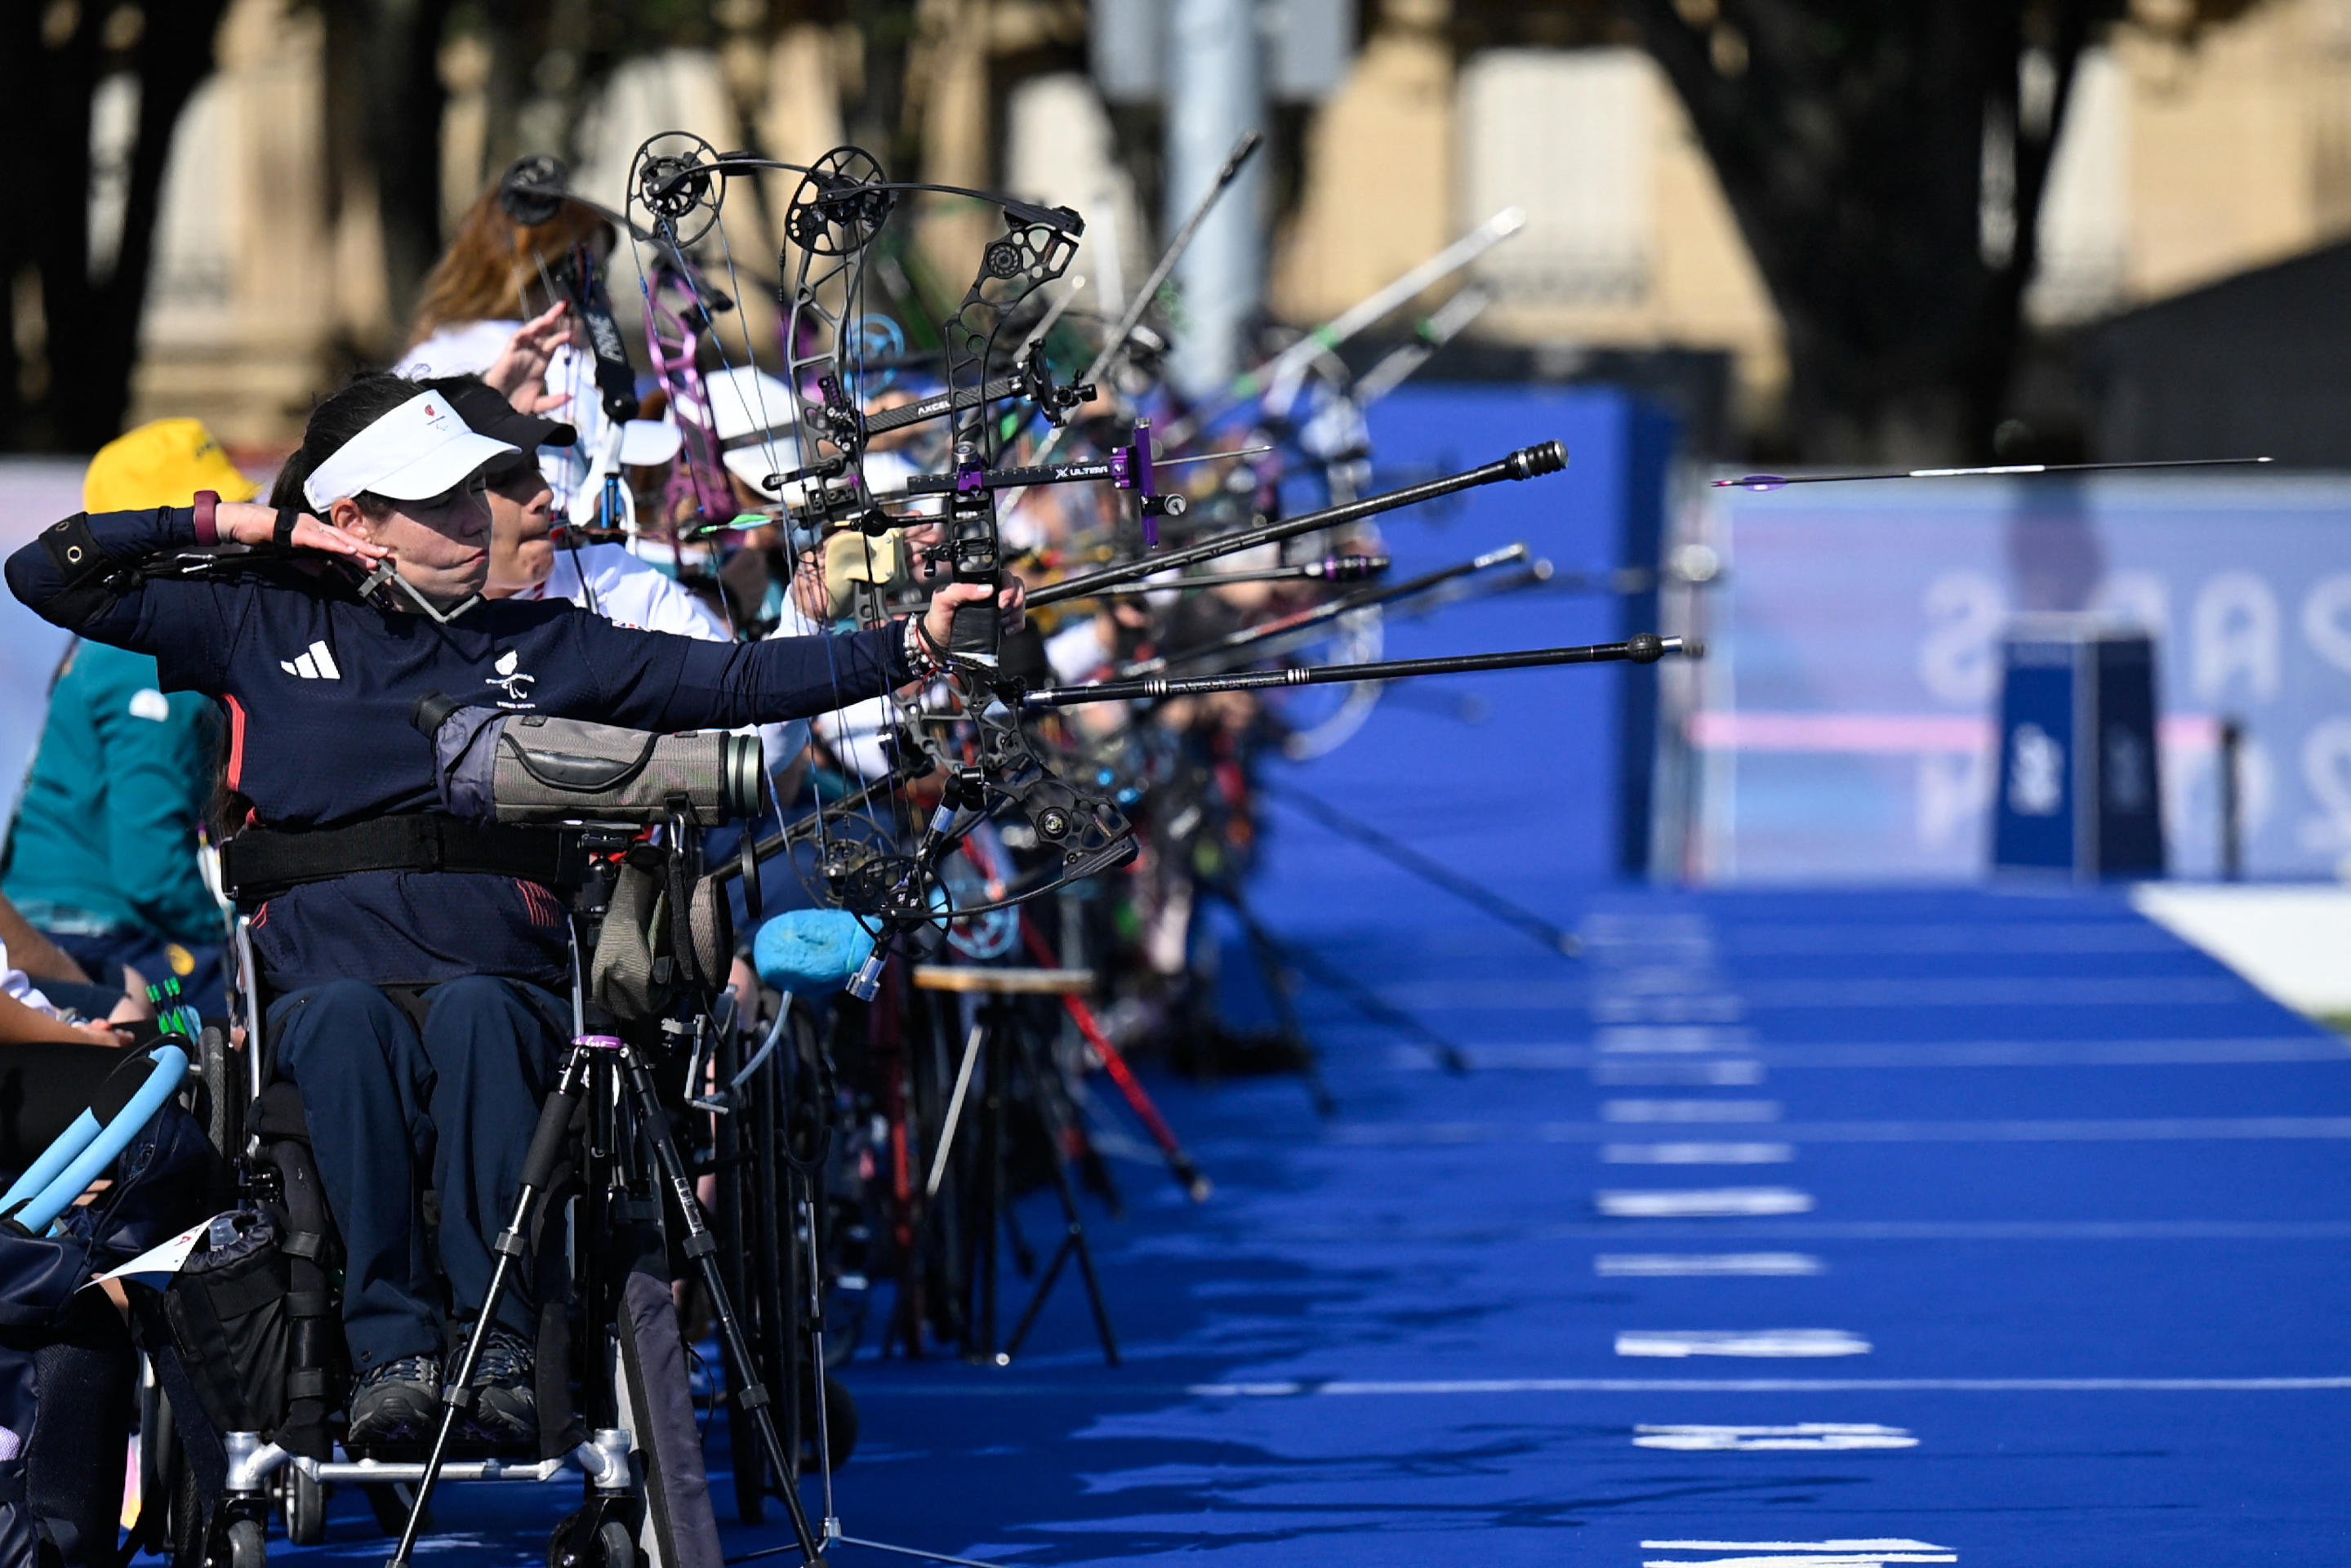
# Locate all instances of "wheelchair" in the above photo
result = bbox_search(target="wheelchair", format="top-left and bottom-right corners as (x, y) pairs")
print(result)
(140, 760), (858, 1568)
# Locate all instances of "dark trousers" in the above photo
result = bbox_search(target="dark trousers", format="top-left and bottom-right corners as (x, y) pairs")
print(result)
(45, 927), (226, 1021)
(267, 977), (567, 1372)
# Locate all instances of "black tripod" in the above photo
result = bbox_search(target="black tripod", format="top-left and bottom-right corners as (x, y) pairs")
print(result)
(911, 965), (1119, 1369)
(389, 1029), (830, 1568)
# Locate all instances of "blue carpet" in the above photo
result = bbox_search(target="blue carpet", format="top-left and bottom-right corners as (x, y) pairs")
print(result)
(244, 880), (2351, 1568)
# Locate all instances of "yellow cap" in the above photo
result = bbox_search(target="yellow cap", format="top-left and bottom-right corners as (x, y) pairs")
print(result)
(83, 418), (259, 513)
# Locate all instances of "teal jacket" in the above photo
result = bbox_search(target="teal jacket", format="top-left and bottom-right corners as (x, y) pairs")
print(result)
(2, 640), (220, 942)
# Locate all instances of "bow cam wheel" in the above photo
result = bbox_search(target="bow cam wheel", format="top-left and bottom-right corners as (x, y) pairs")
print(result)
(786, 146), (894, 256)
(631, 132), (725, 247)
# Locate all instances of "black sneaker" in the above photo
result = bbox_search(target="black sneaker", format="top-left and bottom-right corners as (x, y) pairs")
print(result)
(346, 1354), (442, 1453)
(460, 1325), (537, 1449)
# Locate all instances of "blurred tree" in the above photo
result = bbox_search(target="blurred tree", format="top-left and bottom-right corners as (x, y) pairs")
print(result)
(1458, 0), (2267, 461)
(325, 0), (461, 349)
(1, 0), (236, 452)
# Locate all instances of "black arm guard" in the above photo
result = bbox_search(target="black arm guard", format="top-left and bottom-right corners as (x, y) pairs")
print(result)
(35, 513), (124, 626)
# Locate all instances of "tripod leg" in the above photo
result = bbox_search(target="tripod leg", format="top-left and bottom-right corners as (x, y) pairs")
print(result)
(1060, 1187), (1120, 1369)
(973, 1018), (1002, 1363)
(791, 1174), (840, 1539)
(1000, 1238), (1073, 1362)
(924, 1021), (985, 1201)
(619, 1049), (827, 1568)
(1007, 1030), (1120, 1368)
(389, 1043), (591, 1568)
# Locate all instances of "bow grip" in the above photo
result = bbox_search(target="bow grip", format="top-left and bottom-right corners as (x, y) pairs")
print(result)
(949, 592), (1000, 663)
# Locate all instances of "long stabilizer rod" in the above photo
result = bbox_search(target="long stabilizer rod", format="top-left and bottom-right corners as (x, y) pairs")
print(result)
(1030, 439), (1568, 607)
(1125, 542), (1528, 678)
(1022, 633), (1700, 708)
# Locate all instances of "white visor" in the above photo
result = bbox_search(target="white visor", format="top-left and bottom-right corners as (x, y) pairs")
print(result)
(304, 391), (519, 510)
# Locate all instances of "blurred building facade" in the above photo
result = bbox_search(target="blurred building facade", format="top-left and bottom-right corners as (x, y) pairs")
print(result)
(122, 0), (2351, 451)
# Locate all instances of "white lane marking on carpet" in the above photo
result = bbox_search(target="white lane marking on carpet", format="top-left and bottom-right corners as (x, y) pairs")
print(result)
(1605, 1100), (1783, 1123)
(1379, 1037), (2341, 1071)
(1600, 1027), (1757, 1054)
(1645, 1557), (1948, 1568)
(1721, 975), (2242, 1007)
(1641, 1540), (1952, 1568)
(1595, 1060), (1767, 1086)
(1633, 1423), (1916, 1451)
(1598, 1253), (1823, 1276)
(1604, 1143), (1794, 1164)
(1619, 1330), (1871, 1359)
(1378, 973), (2242, 1008)
(1595, 997), (1748, 1024)
(1182, 1376), (2351, 1394)
(1645, 1543), (1946, 1550)
(1597, 1188), (1814, 1218)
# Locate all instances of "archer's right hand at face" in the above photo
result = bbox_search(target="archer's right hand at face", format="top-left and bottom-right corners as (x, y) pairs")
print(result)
(215, 501), (388, 568)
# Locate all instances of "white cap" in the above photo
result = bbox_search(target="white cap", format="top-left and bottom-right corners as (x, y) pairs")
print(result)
(703, 366), (804, 492)
(304, 391), (518, 510)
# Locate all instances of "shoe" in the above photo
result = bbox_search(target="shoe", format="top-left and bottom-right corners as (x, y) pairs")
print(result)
(346, 1354), (442, 1453)
(460, 1325), (537, 1449)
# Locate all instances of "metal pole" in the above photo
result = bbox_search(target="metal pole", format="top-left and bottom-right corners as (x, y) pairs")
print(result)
(2220, 718), (2245, 881)
(1165, 0), (1264, 398)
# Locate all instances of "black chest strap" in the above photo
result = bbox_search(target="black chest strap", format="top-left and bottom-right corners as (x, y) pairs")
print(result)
(220, 814), (569, 902)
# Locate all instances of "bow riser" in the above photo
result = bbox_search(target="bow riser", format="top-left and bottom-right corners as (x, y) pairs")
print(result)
(940, 215), (1082, 665)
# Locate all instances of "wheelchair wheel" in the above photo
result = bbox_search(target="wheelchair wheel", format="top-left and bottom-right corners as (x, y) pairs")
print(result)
(724, 1004), (799, 1521)
(279, 1465), (326, 1546)
(225, 1517), (267, 1568)
(548, 1506), (638, 1568)
(135, 1369), (176, 1558)
(166, 1450), (207, 1568)
(712, 1016), (767, 1527)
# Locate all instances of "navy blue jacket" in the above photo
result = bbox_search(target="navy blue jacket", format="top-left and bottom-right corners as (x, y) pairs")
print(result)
(7, 506), (913, 989)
